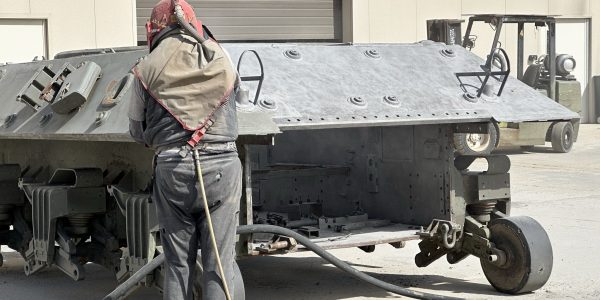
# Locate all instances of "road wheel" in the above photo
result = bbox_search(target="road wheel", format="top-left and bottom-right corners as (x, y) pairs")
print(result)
(454, 122), (499, 155)
(551, 122), (574, 153)
(481, 216), (553, 294)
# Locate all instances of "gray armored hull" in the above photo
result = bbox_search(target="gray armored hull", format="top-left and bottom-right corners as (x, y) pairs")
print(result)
(0, 41), (566, 297)
(0, 42), (577, 141)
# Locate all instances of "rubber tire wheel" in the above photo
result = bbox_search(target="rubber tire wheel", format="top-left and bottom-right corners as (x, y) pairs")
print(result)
(454, 122), (499, 155)
(481, 216), (553, 294)
(551, 122), (574, 153)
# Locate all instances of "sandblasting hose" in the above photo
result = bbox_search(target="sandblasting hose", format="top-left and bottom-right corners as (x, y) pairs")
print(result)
(173, 0), (207, 44)
(236, 225), (463, 300)
(105, 224), (464, 300)
(193, 149), (232, 300)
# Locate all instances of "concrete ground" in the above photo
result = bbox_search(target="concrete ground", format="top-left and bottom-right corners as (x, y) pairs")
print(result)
(1, 124), (599, 300)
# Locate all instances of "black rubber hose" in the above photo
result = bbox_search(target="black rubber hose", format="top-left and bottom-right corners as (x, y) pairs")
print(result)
(105, 225), (464, 300)
(237, 224), (464, 300)
(103, 253), (165, 300)
(172, 0), (207, 44)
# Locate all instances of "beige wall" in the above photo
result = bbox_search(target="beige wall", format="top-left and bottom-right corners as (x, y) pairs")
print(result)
(0, 0), (137, 58)
(0, 19), (46, 63)
(342, 0), (598, 123)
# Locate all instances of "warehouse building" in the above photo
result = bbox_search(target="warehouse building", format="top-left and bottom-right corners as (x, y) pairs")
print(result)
(0, 0), (598, 123)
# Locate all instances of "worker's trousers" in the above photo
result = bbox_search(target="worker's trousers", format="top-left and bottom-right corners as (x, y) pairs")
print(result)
(153, 147), (242, 300)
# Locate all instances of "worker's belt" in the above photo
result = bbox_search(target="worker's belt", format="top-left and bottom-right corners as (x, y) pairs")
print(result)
(156, 141), (237, 157)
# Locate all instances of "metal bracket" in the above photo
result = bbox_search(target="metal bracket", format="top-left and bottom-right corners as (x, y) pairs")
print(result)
(415, 219), (464, 266)
(108, 185), (158, 278)
(16, 64), (59, 110)
(447, 215), (507, 266)
(455, 48), (511, 97)
(236, 50), (265, 105)
(418, 219), (463, 249)
(20, 168), (106, 279)
(415, 238), (448, 267)
(15, 61), (101, 114)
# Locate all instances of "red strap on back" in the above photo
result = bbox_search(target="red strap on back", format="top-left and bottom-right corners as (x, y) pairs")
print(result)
(187, 119), (214, 148)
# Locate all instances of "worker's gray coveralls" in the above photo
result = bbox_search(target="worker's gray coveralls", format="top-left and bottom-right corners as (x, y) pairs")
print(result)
(129, 76), (241, 300)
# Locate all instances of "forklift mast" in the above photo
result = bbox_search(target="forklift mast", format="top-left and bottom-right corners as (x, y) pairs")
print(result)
(462, 15), (557, 100)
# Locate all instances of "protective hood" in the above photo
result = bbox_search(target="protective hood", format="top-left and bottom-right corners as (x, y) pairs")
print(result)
(133, 33), (236, 131)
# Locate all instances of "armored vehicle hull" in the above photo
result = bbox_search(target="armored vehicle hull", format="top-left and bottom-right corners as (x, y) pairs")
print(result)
(0, 42), (576, 297)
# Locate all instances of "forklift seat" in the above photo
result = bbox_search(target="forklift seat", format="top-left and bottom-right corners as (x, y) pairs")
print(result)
(522, 64), (542, 88)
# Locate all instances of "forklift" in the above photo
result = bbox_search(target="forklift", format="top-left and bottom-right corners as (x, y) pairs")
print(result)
(428, 15), (581, 153)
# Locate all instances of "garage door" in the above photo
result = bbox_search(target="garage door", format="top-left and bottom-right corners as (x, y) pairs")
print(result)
(0, 19), (47, 64)
(136, 0), (341, 43)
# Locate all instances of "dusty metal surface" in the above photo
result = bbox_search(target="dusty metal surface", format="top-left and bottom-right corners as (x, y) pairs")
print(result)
(0, 42), (578, 141)
(229, 42), (578, 127)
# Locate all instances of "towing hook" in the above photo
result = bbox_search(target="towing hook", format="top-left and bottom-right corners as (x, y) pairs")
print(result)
(440, 223), (460, 249)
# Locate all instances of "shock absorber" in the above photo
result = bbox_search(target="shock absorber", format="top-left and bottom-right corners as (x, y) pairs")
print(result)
(467, 200), (497, 223)
(66, 213), (95, 235)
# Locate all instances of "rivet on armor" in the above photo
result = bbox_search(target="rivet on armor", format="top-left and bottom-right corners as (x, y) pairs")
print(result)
(383, 95), (400, 106)
(284, 49), (301, 60)
(440, 48), (456, 58)
(364, 49), (381, 59)
(348, 96), (366, 107)
(259, 98), (277, 110)
(463, 92), (479, 103)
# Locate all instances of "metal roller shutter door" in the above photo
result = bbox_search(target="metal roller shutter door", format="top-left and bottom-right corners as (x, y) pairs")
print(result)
(136, 0), (340, 42)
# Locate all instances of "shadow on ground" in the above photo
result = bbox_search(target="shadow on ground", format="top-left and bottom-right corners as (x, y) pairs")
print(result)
(239, 255), (505, 299)
(495, 146), (561, 155)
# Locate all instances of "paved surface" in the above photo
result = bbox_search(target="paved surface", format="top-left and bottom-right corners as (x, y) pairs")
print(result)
(1, 124), (599, 299)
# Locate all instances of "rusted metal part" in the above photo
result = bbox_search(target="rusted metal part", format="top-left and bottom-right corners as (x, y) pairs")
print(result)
(256, 235), (297, 254)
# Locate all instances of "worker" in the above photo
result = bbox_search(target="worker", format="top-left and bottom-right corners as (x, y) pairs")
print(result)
(127, 0), (241, 299)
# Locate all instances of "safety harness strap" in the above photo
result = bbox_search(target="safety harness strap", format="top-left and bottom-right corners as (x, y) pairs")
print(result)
(187, 119), (215, 148)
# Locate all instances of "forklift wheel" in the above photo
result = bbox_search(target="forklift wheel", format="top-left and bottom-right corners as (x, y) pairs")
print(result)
(551, 122), (574, 153)
(454, 122), (499, 155)
(481, 216), (553, 294)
